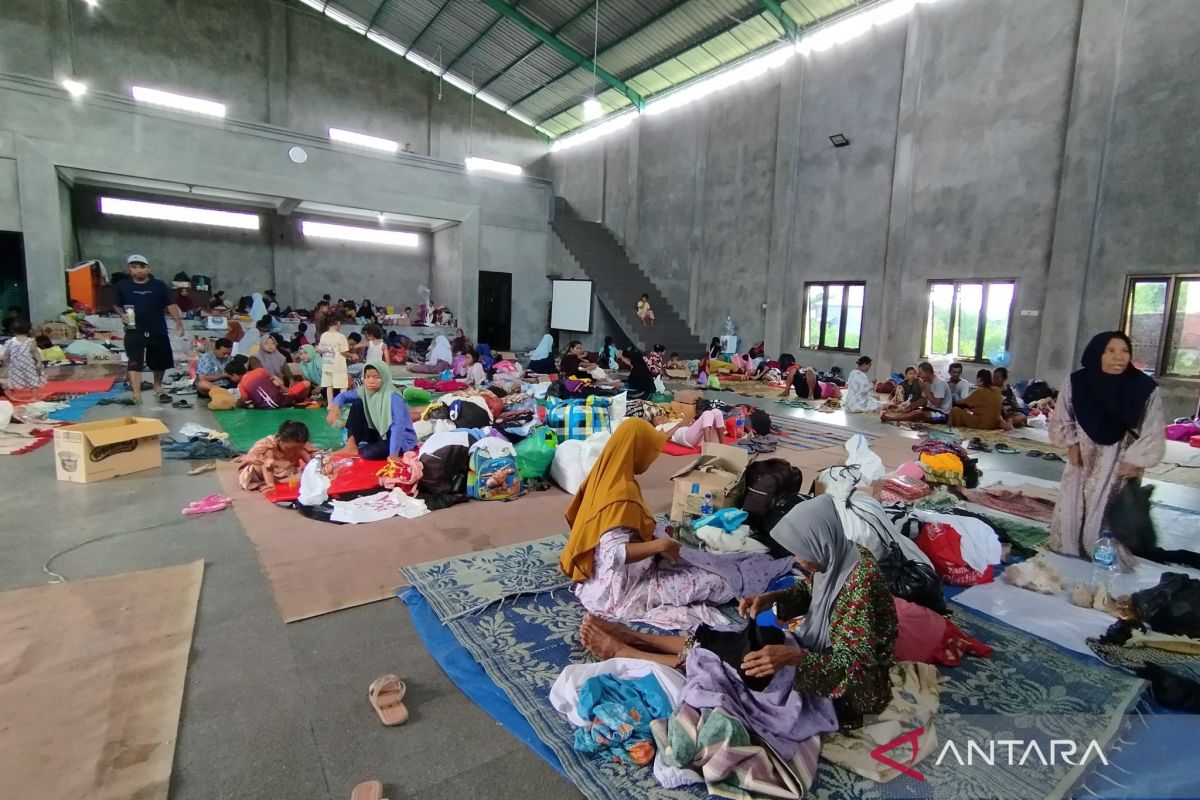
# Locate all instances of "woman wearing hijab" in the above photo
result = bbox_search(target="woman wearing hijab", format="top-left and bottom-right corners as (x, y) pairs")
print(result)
(578, 493), (898, 729)
(296, 344), (325, 389)
(357, 299), (377, 323)
(451, 327), (473, 356)
(527, 334), (556, 374)
(326, 360), (417, 461)
(561, 420), (742, 631)
(623, 347), (656, 397)
(1049, 331), (1164, 562)
(249, 292), (268, 323)
(948, 369), (1003, 430)
(411, 335), (453, 374)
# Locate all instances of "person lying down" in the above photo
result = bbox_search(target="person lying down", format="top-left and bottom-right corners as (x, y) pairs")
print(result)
(559, 419), (789, 632)
(578, 493), (899, 730)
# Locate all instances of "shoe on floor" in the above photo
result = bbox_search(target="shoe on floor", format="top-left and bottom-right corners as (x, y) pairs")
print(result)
(350, 781), (384, 800)
(994, 443), (1018, 454)
(367, 674), (409, 726)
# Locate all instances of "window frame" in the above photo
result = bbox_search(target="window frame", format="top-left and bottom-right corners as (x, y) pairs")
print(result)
(1122, 273), (1200, 378)
(802, 281), (866, 352)
(922, 278), (1017, 362)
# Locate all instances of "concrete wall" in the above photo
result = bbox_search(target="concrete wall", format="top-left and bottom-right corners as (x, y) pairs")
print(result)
(0, 158), (20, 232)
(0, 0), (553, 345)
(549, 0), (1200, 417)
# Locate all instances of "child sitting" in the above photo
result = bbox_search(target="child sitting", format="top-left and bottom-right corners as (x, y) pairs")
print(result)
(237, 420), (315, 491)
(462, 350), (488, 388)
(741, 408), (779, 453)
(238, 357), (309, 409)
(0, 319), (45, 400)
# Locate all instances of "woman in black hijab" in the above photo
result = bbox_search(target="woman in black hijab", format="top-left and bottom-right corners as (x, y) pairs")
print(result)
(623, 347), (656, 398)
(1049, 331), (1165, 562)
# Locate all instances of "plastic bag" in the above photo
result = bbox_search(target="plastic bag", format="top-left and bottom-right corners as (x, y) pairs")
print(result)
(878, 537), (947, 614)
(0, 400), (12, 430)
(515, 427), (557, 479)
(298, 458), (331, 506)
(1105, 477), (1156, 556)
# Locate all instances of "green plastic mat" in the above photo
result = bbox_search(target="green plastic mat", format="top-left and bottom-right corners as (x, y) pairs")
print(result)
(212, 407), (343, 451)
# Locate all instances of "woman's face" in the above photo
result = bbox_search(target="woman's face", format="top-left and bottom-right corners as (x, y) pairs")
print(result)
(362, 368), (383, 392)
(905, 368), (917, 381)
(858, 362), (871, 373)
(1101, 337), (1131, 374)
(261, 336), (277, 353)
(298, 349), (311, 362)
(456, 328), (465, 338)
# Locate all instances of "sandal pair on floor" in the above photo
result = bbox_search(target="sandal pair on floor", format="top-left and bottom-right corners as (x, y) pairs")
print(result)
(350, 676), (409, 799)
(181, 494), (232, 515)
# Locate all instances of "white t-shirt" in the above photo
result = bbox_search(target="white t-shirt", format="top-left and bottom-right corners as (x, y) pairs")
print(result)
(947, 377), (972, 403)
(365, 340), (387, 363)
(464, 362), (487, 387)
(927, 377), (953, 413)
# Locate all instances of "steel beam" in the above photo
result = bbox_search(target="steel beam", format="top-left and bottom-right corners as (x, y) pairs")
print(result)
(760, 0), (798, 39)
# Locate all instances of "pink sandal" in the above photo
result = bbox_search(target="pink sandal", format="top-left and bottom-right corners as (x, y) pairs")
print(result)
(182, 494), (232, 515)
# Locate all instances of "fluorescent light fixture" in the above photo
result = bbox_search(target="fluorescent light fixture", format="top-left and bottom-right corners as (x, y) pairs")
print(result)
(100, 196), (260, 230)
(550, 112), (635, 152)
(506, 109), (538, 127)
(328, 127), (398, 153)
(297, 0), (325, 10)
(464, 157), (522, 176)
(366, 30), (407, 57)
(475, 92), (508, 112)
(301, 220), (419, 247)
(82, 0), (100, 7)
(583, 98), (603, 120)
(324, 5), (368, 34)
(377, 212), (387, 224)
(405, 50), (442, 75)
(797, 0), (918, 55)
(131, 86), (226, 117)
(442, 72), (477, 94)
(646, 44), (793, 117)
(61, 79), (88, 97)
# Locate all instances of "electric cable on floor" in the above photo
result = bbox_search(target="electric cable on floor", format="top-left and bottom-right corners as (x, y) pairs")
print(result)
(42, 519), (186, 583)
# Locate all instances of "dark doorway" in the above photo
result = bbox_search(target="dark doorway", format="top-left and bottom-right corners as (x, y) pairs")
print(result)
(0, 232), (28, 323)
(477, 270), (512, 350)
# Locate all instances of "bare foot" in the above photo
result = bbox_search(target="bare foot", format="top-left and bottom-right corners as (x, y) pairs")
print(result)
(584, 614), (642, 646)
(580, 616), (633, 660)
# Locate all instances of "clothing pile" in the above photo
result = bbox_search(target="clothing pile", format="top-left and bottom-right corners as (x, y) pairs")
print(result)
(911, 440), (976, 487)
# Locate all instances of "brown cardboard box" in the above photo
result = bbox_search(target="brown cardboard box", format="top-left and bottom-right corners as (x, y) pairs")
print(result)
(669, 401), (696, 423)
(41, 321), (78, 344)
(669, 442), (751, 521)
(53, 417), (171, 484)
(665, 368), (690, 380)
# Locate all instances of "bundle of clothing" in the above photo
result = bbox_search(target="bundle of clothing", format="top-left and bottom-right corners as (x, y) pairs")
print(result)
(911, 439), (977, 487)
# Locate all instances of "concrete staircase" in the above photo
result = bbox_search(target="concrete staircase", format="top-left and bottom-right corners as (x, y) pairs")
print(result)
(551, 200), (708, 357)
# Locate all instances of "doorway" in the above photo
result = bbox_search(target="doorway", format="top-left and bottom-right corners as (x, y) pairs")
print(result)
(0, 232), (28, 322)
(477, 270), (512, 350)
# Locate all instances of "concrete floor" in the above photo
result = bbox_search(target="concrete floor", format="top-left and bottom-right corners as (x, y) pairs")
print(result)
(2, 393), (1196, 800)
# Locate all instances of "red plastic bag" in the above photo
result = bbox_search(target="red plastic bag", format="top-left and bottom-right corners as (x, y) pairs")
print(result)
(915, 522), (993, 586)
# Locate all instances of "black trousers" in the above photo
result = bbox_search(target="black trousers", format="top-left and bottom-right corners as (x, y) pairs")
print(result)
(345, 399), (390, 460)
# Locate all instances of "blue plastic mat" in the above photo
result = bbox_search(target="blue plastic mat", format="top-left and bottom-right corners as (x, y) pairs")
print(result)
(47, 385), (130, 422)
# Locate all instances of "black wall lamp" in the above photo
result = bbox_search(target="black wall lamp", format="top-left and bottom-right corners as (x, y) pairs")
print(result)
(829, 134), (850, 148)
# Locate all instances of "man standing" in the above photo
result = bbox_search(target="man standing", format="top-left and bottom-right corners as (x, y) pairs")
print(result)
(115, 254), (184, 404)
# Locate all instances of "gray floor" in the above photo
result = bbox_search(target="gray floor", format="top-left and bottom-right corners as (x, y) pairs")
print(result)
(2, 392), (1195, 800)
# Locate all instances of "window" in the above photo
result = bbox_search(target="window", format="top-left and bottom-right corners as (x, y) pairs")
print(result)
(1123, 275), (1200, 377)
(924, 280), (1015, 361)
(803, 282), (865, 351)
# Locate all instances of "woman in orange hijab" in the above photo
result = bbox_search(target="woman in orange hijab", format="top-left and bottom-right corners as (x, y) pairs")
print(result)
(562, 419), (739, 631)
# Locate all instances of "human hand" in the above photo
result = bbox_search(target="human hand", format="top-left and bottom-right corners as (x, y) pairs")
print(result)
(658, 537), (681, 564)
(326, 407), (340, 427)
(741, 644), (800, 678)
(1068, 444), (1083, 467)
(737, 594), (774, 620)
(1118, 462), (1143, 479)
(175, 322), (185, 338)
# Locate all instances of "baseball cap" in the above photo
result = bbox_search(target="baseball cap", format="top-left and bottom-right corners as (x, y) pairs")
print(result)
(126, 254), (150, 266)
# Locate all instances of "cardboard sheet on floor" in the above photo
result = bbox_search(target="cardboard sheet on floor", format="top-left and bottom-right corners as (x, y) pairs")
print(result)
(218, 454), (690, 622)
(0, 561), (203, 800)
(662, 440), (701, 456)
(212, 407), (343, 451)
(952, 551), (1200, 656)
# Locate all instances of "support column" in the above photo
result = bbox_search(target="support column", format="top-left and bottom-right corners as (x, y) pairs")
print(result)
(265, 0), (290, 127)
(763, 58), (803, 355)
(15, 136), (71, 321)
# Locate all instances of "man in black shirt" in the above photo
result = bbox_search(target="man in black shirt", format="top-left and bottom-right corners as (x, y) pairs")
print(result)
(114, 254), (184, 403)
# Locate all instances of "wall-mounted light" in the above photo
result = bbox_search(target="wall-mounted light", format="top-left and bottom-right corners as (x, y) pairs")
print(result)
(131, 86), (226, 117)
(100, 196), (260, 230)
(464, 157), (522, 176)
(61, 79), (88, 98)
(829, 134), (850, 148)
(301, 220), (419, 248)
(328, 127), (398, 153)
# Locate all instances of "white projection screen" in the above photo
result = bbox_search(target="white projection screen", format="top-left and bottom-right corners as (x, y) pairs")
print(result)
(551, 279), (593, 332)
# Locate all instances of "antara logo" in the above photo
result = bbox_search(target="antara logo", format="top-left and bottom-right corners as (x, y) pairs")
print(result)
(870, 727), (1109, 782)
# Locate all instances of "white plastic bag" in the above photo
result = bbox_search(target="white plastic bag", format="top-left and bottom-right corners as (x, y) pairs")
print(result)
(297, 458), (331, 506)
(0, 400), (12, 430)
(653, 376), (666, 394)
(550, 439), (586, 494)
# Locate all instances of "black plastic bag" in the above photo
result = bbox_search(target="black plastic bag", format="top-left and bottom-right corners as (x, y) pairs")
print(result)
(1131, 572), (1200, 638)
(1105, 477), (1156, 555)
(877, 537), (946, 614)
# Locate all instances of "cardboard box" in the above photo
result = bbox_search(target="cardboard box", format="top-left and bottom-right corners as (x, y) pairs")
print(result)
(54, 417), (170, 484)
(669, 401), (697, 423)
(665, 368), (690, 380)
(673, 389), (703, 404)
(669, 442), (751, 521)
(41, 321), (78, 344)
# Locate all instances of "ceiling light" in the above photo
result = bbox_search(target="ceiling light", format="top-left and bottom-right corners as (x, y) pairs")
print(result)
(583, 98), (603, 121)
(797, 0), (918, 56)
(475, 92), (508, 112)
(297, 0), (325, 9)
(61, 79), (88, 98)
(324, 5), (367, 34)
(405, 50), (442, 75)
(100, 196), (259, 230)
(82, 0), (100, 7)
(328, 127), (398, 153)
(506, 109), (538, 127)
(301, 220), (418, 247)
(377, 212), (387, 224)
(366, 30), (407, 57)
(550, 113), (635, 152)
(442, 72), (477, 94)
(131, 86), (226, 117)
(464, 157), (522, 176)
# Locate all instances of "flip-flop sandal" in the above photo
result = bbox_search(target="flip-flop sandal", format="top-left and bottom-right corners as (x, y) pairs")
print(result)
(350, 781), (384, 800)
(367, 674), (409, 726)
(966, 438), (991, 452)
(182, 494), (232, 515)
(1025, 449), (1045, 457)
(1042, 452), (1065, 462)
(173, 399), (194, 409)
(187, 462), (216, 475)
(994, 443), (1018, 454)
(157, 393), (173, 403)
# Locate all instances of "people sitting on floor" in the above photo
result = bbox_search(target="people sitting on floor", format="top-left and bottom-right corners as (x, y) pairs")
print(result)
(462, 350), (488, 389)
(890, 365), (921, 406)
(237, 420), (316, 492)
(288, 322), (310, 351)
(560, 340), (622, 396)
(578, 493), (898, 729)
(741, 408), (778, 453)
(194, 338), (238, 398)
(255, 333), (289, 382)
(657, 408), (726, 448)
(666, 352), (687, 372)
(411, 334), (453, 374)
(623, 347), (656, 398)
(843, 356), (883, 413)
(0, 319), (45, 399)
(946, 361), (971, 403)
(295, 344), (324, 392)
(880, 361), (953, 424)
(327, 360), (417, 461)
(451, 327), (473, 357)
(948, 368), (1004, 429)
(599, 336), (630, 370)
(238, 358), (310, 409)
(778, 353), (841, 400)
(527, 334), (557, 374)
(992, 367), (1027, 429)
(560, 419), (750, 631)
(363, 323), (387, 364)
(644, 344), (666, 378)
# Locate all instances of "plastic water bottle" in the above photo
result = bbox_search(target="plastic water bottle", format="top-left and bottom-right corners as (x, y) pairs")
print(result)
(700, 493), (714, 517)
(1091, 528), (1118, 590)
(735, 414), (745, 438)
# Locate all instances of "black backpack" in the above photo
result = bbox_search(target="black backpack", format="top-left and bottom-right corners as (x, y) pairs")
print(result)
(742, 459), (804, 526)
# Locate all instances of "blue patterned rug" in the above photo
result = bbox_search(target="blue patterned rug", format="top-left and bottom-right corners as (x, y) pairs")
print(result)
(404, 537), (1148, 800)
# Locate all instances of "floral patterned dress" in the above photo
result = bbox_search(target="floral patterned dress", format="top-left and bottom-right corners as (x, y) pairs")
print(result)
(776, 547), (898, 728)
(573, 528), (736, 632)
(1, 336), (44, 390)
(237, 435), (316, 491)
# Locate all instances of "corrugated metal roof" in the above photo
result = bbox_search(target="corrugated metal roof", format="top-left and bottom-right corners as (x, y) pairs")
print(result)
(305, 0), (862, 136)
